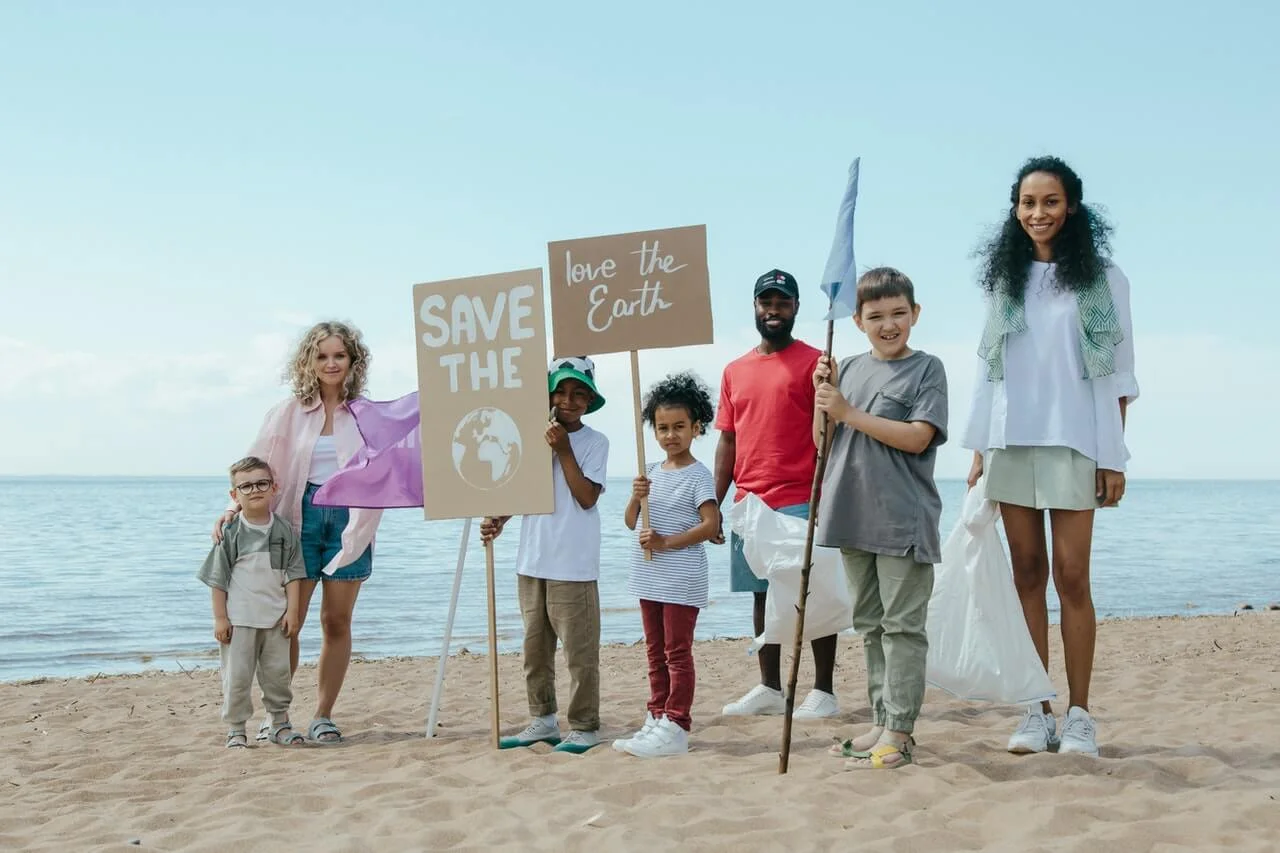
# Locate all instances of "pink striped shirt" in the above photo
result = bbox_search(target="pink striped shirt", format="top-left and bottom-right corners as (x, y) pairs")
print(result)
(235, 396), (384, 576)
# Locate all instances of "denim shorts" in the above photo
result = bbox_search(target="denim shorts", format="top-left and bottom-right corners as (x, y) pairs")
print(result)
(301, 482), (373, 582)
(729, 502), (809, 593)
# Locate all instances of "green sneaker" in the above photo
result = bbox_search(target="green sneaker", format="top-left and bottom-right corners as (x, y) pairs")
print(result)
(499, 717), (561, 749)
(552, 730), (601, 754)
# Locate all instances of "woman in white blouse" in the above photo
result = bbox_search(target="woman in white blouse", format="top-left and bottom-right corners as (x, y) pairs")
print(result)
(963, 156), (1138, 759)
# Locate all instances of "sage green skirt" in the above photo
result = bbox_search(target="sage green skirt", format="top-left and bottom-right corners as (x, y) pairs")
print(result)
(983, 446), (1098, 511)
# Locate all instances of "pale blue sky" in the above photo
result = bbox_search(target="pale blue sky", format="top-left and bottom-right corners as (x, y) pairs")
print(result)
(2, 1), (1277, 479)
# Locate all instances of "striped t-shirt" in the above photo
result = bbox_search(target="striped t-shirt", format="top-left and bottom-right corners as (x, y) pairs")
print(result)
(628, 460), (717, 608)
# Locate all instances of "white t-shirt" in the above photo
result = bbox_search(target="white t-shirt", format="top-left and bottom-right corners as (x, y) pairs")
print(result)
(516, 424), (610, 582)
(628, 460), (717, 607)
(308, 434), (340, 484)
(963, 261), (1139, 471)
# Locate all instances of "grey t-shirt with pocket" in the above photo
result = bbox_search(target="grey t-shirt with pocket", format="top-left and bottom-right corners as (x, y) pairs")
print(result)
(815, 350), (949, 563)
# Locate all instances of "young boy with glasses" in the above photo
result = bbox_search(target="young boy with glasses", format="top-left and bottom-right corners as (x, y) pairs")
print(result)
(198, 456), (308, 748)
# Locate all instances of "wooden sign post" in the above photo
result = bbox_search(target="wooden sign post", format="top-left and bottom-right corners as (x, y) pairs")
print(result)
(412, 268), (555, 749)
(547, 225), (713, 558)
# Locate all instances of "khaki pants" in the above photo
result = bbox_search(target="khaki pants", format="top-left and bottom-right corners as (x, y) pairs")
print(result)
(220, 625), (292, 732)
(518, 576), (600, 732)
(841, 549), (934, 734)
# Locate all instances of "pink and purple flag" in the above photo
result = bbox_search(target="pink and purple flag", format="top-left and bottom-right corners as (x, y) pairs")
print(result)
(312, 392), (424, 509)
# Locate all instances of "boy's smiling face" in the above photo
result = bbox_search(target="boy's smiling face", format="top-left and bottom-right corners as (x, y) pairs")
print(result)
(551, 378), (594, 429)
(855, 295), (920, 360)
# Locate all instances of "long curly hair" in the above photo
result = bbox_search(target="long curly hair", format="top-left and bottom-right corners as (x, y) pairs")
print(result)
(642, 371), (715, 435)
(285, 321), (372, 404)
(976, 156), (1114, 296)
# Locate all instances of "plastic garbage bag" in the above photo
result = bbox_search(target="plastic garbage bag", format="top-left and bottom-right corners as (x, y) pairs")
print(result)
(925, 478), (1056, 704)
(724, 493), (853, 650)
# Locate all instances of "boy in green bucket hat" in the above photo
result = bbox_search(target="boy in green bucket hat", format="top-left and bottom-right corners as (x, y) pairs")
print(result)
(481, 356), (610, 753)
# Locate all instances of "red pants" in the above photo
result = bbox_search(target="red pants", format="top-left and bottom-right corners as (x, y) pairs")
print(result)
(639, 599), (699, 731)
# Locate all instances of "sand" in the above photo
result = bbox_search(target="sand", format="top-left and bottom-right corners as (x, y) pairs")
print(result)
(2, 613), (1278, 852)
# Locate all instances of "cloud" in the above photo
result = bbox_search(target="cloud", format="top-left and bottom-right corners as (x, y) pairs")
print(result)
(1, 327), (1276, 480)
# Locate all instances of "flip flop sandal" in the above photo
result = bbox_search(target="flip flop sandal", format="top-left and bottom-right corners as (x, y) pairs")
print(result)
(308, 717), (344, 745)
(226, 731), (249, 749)
(255, 720), (271, 742)
(269, 723), (306, 746)
(830, 734), (915, 759)
(844, 741), (913, 770)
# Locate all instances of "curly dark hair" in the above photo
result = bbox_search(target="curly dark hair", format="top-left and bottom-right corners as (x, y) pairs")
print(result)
(642, 371), (715, 435)
(976, 156), (1114, 296)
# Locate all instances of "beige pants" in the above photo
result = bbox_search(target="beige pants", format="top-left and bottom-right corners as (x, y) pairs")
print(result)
(517, 576), (601, 731)
(220, 624), (292, 732)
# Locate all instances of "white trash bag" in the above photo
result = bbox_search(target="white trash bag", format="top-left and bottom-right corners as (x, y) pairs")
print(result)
(724, 493), (853, 651)
(925, 477), (1056, 704)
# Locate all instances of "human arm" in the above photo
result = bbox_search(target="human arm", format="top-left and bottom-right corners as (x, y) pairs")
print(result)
(640, 501), (720, 552)
(967, 451), (984, 489)
(625, 476), (650, 530)
(211, 588), (232, 644)
(281, 580), (301, 638)
(811, 355), (838, 451)
(480, 516), (512, 543)
(816, 388), (938, 454)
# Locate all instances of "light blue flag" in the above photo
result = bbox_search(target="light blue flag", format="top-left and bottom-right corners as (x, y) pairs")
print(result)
(819, 157), (861, 321)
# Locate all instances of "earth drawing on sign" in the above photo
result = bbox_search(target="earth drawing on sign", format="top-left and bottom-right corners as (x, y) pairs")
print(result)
(451, 407), (523, 490)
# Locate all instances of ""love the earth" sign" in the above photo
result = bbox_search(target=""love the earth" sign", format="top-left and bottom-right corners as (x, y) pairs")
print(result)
(547, 224), (712, 358)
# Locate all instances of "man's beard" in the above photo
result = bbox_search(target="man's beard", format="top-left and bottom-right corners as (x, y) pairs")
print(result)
(755, 315), (795, 342)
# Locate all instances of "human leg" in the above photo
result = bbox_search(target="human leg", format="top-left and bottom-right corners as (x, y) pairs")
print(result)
(639, 599), (670, 721)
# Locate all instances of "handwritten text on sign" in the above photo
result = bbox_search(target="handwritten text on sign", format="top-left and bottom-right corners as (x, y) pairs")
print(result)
(412, 269), (554, 521)
(547, 224), (712, 357)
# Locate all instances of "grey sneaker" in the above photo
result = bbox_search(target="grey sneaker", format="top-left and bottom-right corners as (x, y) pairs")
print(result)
(1008, 707), (1058, 754)
(1057, 706), (1099, 757)
(499, 716), (561, 749)
(553, 730), (602, 754)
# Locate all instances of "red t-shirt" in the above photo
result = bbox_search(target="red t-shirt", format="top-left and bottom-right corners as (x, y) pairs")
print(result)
(715, 340), (821, 509)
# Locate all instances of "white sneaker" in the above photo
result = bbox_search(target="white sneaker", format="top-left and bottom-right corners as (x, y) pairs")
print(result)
(499, 715), (560, 749)
(624, 717), (689, 757)
(1057, 706), (1099, 757)
(553, 729), (602, 754)
(613, 712), (658, 753)
(1007, 707), (1058, 754)
(722, 684), (785, 716)
(793, 689), (840, 719)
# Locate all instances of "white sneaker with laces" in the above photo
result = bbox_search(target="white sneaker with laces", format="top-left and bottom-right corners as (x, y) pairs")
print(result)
(499, 715), (560, 749)
(722, 684), (785, 716)
(1057, 706), (1099, 757)
(612, 712), (658, 753)
(793, 689), (840, 720)
(1007, 707), (1058, 754)
(624, 717), (689, 757)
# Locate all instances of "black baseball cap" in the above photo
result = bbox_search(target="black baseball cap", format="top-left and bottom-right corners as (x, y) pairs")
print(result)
(753, 268), (800, 301)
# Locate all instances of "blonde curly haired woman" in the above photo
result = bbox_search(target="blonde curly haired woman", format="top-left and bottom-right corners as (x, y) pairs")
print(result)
(212, 321), (384, 745)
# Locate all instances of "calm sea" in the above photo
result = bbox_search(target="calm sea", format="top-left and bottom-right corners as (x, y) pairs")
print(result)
(0, 477), (1276, 683)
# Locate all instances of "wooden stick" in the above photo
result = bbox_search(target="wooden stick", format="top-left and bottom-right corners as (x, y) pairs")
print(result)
(630, 349), (652, 561)
(484, 537), (500, 749)
(779, 312), (836, 774)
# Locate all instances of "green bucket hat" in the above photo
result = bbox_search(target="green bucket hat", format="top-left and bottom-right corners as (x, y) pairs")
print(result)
(547, 356), (606, 414)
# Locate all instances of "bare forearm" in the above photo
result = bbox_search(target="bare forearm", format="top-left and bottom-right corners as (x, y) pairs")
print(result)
(285, 581), (300, 614)
(558, 450), (600, 509)
(625, 498), (641, 530)
(844, 409), (935, 455)
(714, 435), (735, 504)
(662, 518), (719, 551)
(211, 588), (229, 620)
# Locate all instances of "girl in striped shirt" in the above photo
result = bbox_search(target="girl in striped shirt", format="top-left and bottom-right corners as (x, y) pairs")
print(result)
(615, 372), (721, 758)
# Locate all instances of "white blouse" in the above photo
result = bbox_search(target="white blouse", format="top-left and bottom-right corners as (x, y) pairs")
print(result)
(962, 261), (1139, 472)
(307, 434), (341, 485)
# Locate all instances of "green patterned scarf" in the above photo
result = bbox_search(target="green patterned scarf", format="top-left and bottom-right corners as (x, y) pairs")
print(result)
(979, 272), (1123, 381)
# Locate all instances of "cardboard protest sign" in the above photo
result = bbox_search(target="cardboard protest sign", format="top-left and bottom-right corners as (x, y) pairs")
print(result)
(547, 224), (712, 358)
(413, 268), (554, 521)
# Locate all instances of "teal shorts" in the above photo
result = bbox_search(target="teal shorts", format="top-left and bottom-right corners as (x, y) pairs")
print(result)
(729, 502), (809, 594)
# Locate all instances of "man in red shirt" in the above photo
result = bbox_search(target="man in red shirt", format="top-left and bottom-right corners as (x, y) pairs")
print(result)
(715, 269), (840, 718)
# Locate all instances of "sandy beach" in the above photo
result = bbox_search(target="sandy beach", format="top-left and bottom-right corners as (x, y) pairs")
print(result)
(2, 613), (1277, 852)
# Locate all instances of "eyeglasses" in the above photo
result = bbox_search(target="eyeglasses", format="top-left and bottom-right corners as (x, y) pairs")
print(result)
(552, 356), (595, 379)
(233, 479), (273, 495)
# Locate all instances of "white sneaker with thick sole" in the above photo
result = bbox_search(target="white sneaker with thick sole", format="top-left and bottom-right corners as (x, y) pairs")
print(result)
(1007, 707), (1058, 754)
(624, 717), (689, 758)
(793, 689), (840, 720)
(722, 684), (785, 716)
(612, 712), (658, 753)
(1057, 706), (1100, 757)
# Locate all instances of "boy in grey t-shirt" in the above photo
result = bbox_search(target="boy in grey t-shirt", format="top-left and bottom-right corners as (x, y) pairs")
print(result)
(198, 456), (307, 748)
(812, 267), (948, 771)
